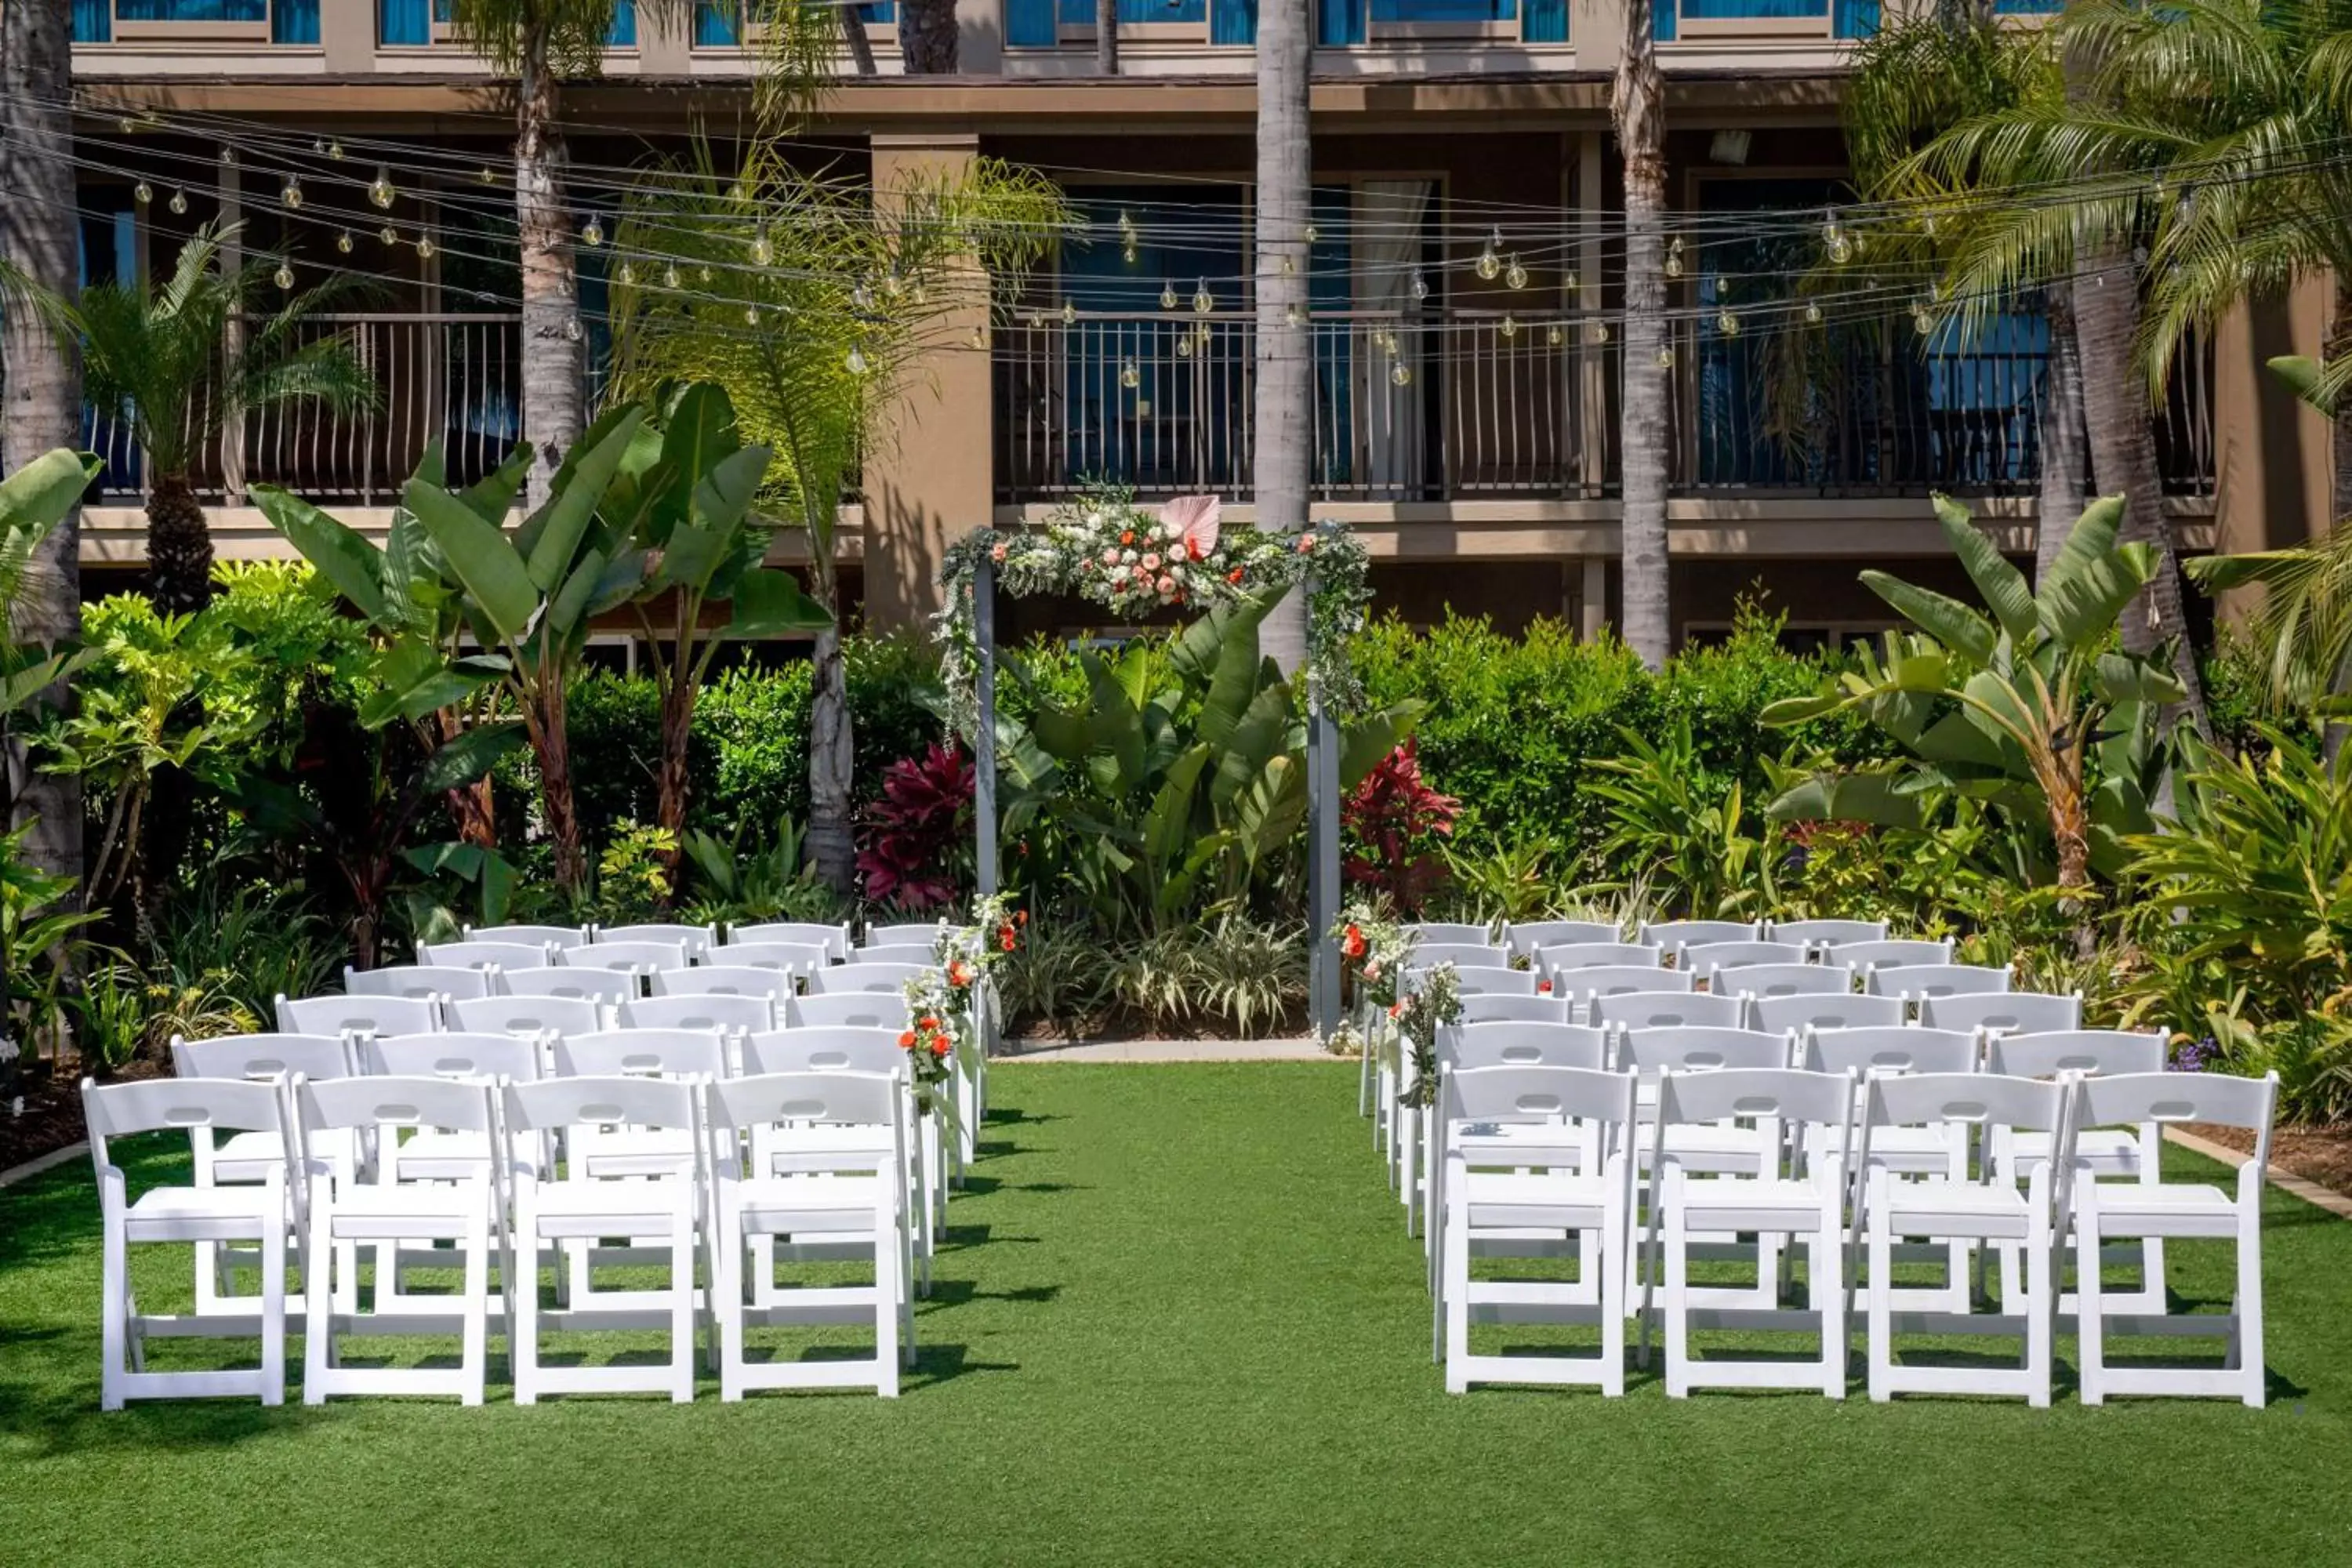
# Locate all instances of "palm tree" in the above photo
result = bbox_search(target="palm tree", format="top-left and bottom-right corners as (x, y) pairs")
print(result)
(2187, 517), (2352, 735)
(896, 0), (956, 69)
(1614, 0), (1670, 667)
(1255, 0), (1312, 675)
(1098, 0), (1119, 72)
(609, 140), (1066, 890)
(0, 0), (86, 887)
(13, 224), (379, 615)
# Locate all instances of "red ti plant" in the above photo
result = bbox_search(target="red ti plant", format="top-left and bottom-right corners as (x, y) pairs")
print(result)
(856, 741), (975, 911)
(1341, 738), (1461, 916)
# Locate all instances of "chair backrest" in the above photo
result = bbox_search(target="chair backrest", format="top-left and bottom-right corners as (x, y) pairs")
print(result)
(466, 922), (593, 949)
(648, 965), (791, 1001)
(1443, 1064), (1638, 1131)
(714, 941), (829, 976)
(504, 1074), (699, 1135)
(561, 940), (688, 974)
(1446, 1021), (1609, 1072)
(1769, 918), (1889, 949)
(499, 967), (634, 1005)
(365, 1031), (543, 1082)
(706, 1071), (900, 1135)
(298, 1073), (495, 1138)
(2075, 1070), (2278, 1155)
(1748, 992), (1906, 1035)
(597, 922), (716, 961)
(1685, 941), (1808, 982)
(855, 943), (940, 967)
(1616, 1026), (1790, 1076)
(1824, 938), (1955, 971)
(1802, 1025), (1978, 1077)
(1656, 1065), (1855, 1132)
(786, 992), (916, 1031)
(553, 1029), (728, 1080)
(1862, 963), (2011, 1000)
(419, 940), (552, 972)
(1985, 1029), (2166, 1080)
(1566, 965), (1691, 1003)
(743, 1026), (909, 1076)
(275, 993), (441, 1039)
(347, 964), (494, 1000)
(1502, 919), (1620, 958)
(1453, 967), (1537, 997)
(448, 993), (605, 1039)
(621, 993), (776, 1035)
(808, 962), (929, 995)
(1718, 964), (1849, 1000)
(1404, 922), (1493, 946)
(83, 1076), (283, 1167)
(1918, 990), (2082, 1036)
(1541, 942), (1663, 973)
(1592, 989), (1748, 1033)
(729, 920), (850, 962)
(1410, 942), (1512, 971)
(172, 1033), (354, 1083)
(1638, 919), (1762, 953)
(1457, 992), (1574, 1026)
(1867, 1070), (2069, 1135)
(864, 921), (942, 946)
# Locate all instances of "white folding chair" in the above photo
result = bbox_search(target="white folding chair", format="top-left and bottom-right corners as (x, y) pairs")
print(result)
(597, 922), (717, 962)
(1439, 1065), (1640, 1395)
(744, 1028), (935, 1292)
(1720, 964), (1851, 1001)
(419, 940), (554, 972)
(1567, 967), (1692, 1018)
(864, 920), (942, 947)
(1748, 992), (1905, 1035)
(808, 962), (930, 996)
(1405, 922), (1494, 946)
(717, 942), (830, 980)
(347, 964), (495, 1001)
(275, 993), (441, 1039)
(1864, 964), (2012, 1004)
(501, 968), (634, 1007)
(1539, 942), (1664, 977)
(1457, 993), (1573, 1026)
(466, 922), (593, 949)
(2071, 1070), (2278, 1406)
(1987, 1029), (2172, 1316)
(1414, 1022), (1611, 1245)
(623, 992), (777, 1035)
(1769, 917), (1889, 952)
(1638, 920), (1762, 959)
(1863, 1071), (2074, 1406)
(447, 993), (606, 1040)
(294, 1074), (499, 1404)
(855, 943), (940, 967)
(82, 1076), (292, 1410)
(1683, 942), (1808, 989)
(1502, 920), (1619, 960)
(1411, 942), (1512, 971)
(1592, 990), (1747, 1033)
(1454, 967), (1538, 997)
(558, 940), (688, 989)
(1642, 1066), (1859, 1399)
(1919, 990), (2082, 1037)
(648, 965), (793, 1002)
(365, 1031), (543, 1084)
(1824, 938), (1955, 973)
(787, 992), (916, 1031)
(729, 921), (850, 963)
(502, 1076), (706, 1404)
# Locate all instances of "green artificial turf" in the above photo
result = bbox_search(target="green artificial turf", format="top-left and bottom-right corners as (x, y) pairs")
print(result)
(4, 1062), (2350, 1566)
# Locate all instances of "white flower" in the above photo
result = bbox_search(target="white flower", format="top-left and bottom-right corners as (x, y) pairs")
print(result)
(1122, 549), (1138, 565)
(1101, 548), (1120, 566)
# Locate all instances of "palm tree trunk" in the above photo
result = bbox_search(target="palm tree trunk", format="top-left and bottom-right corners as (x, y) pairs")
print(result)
(654, 630), (696, 898)
(146, 474), (217, 615)
(896, 0), (957, 71)
(842, 5), (878, 74)
(1254, 0), (1312, 675)
(436, 709), (499, 848)
(516, 36), (584, 504)
(530, 669), (587, 896)
(0, 0), (86, 891)
(1615, 0), (1671, 669)
(1097, 0), (1119, 73)
(2034, 286), (2086, 583)
(2071, 237), (2210, 737)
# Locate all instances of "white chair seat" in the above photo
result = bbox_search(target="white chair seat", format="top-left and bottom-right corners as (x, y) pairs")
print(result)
(1460, 1169), (1611, 1231)
(318, 1180), (485, 1240)
(734, 1174), (895, 1235)
(1873, 1178), (2034, 1240)
(1452, 1120), (1588, 1167)
(1675, 1177), (1835, 1233)
(124, 1184), (283, 1242)
(528, 1178), (693, 1234)
(2086, 1181), (2240, 1236)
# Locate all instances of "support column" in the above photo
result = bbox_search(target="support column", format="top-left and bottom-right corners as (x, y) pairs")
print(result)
(1308, 674), (1341, 1039)
(320, 0), (377, 73)
(219, 162), (245, 503)
(1576, 130), (1610, 503)
(863, 132), (993, 631)
(973, 558), (1000, 897)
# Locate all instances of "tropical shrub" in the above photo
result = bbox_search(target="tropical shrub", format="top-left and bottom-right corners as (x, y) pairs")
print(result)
(1589, 722), (1780, 918)
(1342, 739), (1460, 914)
(858, 742), (975, 911)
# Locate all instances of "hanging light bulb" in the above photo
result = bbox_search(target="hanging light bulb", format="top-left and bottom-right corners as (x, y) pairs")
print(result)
(1285, 302), (1302, 328)
(1563, 275), (1580, 296)
(1060, 299), (1077, 326)
(1410, 271), (1428, 304)
(1475, 247), (1500, 282)
(1664, 252), (1683, 280)
(273, 263), (294, 291)
(219, 147), (234, 166)
(745, 305), (760, 327)
(1120, 358), (1141, 390)
(1177, 334), (1195, 360)
(851, 282), (873, 310)
(336, 230), (354, 254)
(118, 117), (137, 135)
(417, 235), (434, 260)
(1547, 323), (1563, 347)
(1192, 281), (1214, 315)
(1305, 223), (1319, 244)
(379, 225), (397, 245)
(1160, 281), (1178, 310)
(970, 325), (988, 350)
(615, 262), (633, 287)
(1913, 306), (1934, 336)
(1279, 255), (1296, 275)
(370, 168), (395, 209)
(1196, 322), (1213, 350)
(698, 265), (713, 284)
(1117, 209), (1134, 235)
(564, 317), (583, 342)
(664, 263), (682, 290)
(912, 282), (927, 306)
(1591, 321), (1610, 344)
(169, 188), (188, 216)
(281, 176), (302, 210)
(1500, 314), (1518, 339)
(1803, 300), (1822, 325)
(478, 166), (496, 186)
(581, 218), (604, 247)
(1658, 346), (1675, 368)
(728, 181), (747, 202)
(327, 140), (345, 161)
(1123, 241), (1139, 266)
(1923, 214), (1937, 238)
(1828, 234), (1853, 265)
(1390, 362), (1412, 388)
(1717, 310), (1738, 337)
(1504, 256), (1528, 292)
(134, 180), (152, 205)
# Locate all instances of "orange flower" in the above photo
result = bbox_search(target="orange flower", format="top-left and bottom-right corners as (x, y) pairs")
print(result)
(930, 1038), (951, 1058)
(1388, 1002), (1403, 1018)
(948, 959), (974, 987)
(1226, 567), (1244, 584)
(917, 1015), (939, 1032)
(897, 1030), (917, 1050)
(1016, 909), (1029, 927)
(1120, 529), (1136, 545)
(1341, 924), (1366, 959)
(998, 923), (1018, 949)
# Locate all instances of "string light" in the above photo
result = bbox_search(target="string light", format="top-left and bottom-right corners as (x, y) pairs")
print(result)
(745, 306), (760, 327)
(970, 325), (988, 350)
(1547, 323), (1563, 347)
(1305, 223), (1319, 244)
(1504, 256), (1528, 291)
(1177, 334), (1194, 359)
(281, 176), (302, 210)
(1159, 281), (1178, 310)
(1804, 300), (1822, 324)
(564, 317), (583, 341)
(1192, 281), (1214, 315)
(1410, 271), (1429, 303)
(580, 218), (604, 246)
(1061, 299), (1077, 326)
(698, 265), (713, 283)
(1120, 358), (1141, 390)
(845, 346), (869, 376)
(417, 235), (435, 260)
(1591, 322), (1610, 344)
(327, 140), (344, 160)
(273, 263), (294, 290)
(619, 261), (634, 285)
(118, 117), (136, 135)
(219, 147), (234, 166)
(379, 225), (397, 245)
(1390, 362), (1412, 387)
(478, 166), (497, 186)
(369, 167), (395, 209)
(133, 180), (151, 205)
(1717, 310), (1739, 337)
(169, 189), (187, 215)
(1475, 230), (1501, 281)
(1285, 302), (1302, 328)
(1658, 347), (1675, 368)
(1499, 313), (1518, 339)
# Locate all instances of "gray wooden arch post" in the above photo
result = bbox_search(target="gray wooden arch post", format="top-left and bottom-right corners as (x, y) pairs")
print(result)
(966, 556), (1343, 1038)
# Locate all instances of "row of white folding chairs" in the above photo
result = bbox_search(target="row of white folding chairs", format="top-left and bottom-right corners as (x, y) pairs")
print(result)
(1420, 919), (1896, 963)
(84, 1065), (914, 1410)
(280, 987), (913, 1042)
(1432, 1060), (2277, 1406)
(1450, 984), (2079, 1037)
(344, 957), (934, 1004)
(457, 920), (939, 963)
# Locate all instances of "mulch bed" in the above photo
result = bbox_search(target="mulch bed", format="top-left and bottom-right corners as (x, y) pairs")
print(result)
(2188, 1120), (2352, 1203)
(0, 1055), (165, 1174)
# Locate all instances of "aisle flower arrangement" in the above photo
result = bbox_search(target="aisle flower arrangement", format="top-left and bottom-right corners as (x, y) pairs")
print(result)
(902, 892), (1025, 1119)
(1392, 961), (1462, 1110)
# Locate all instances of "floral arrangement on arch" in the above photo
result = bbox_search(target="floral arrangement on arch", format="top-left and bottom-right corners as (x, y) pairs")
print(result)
(934, 488), (1374, 736)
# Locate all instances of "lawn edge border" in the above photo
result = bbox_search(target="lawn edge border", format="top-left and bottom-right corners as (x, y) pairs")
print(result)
(0, 1138), (88, 1189)
(2165, 1126), (2352, 1221)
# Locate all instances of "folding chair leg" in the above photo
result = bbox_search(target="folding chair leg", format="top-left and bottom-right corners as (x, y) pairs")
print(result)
(1817, 1204), (1845, 1399)
(101, 1212), (129, 1414)
(877, 1205), (902, 1399)
(1442, 1198), (1472, 1394)
(460, 1210), (490, 1407)
(1663, 1182), (1690, 1399)
(2076, 1194), (2105, 1407)
(1867, 1211), (1893, 1403)
(669, 1212), (696, 1404)
(2237, 1213), (2266, 1409)
(260, 1210), (287, 1407)
(2024, 1219), (2052, 1410)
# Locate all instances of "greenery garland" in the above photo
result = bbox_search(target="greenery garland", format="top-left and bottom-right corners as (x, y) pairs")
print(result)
(933, 489), (1374, 738)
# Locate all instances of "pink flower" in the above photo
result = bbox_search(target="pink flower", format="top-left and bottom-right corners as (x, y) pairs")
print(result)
(989, 541), (1007, 563)
(1100, 547), (1120, 566)
(1297, 533), (1317, 553)
(1142, 552), (1162, 571)
(1156, 574), (1175, 593)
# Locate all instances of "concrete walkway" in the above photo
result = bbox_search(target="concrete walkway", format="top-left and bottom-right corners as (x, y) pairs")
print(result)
(1000, 1036), (1338, 1063)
